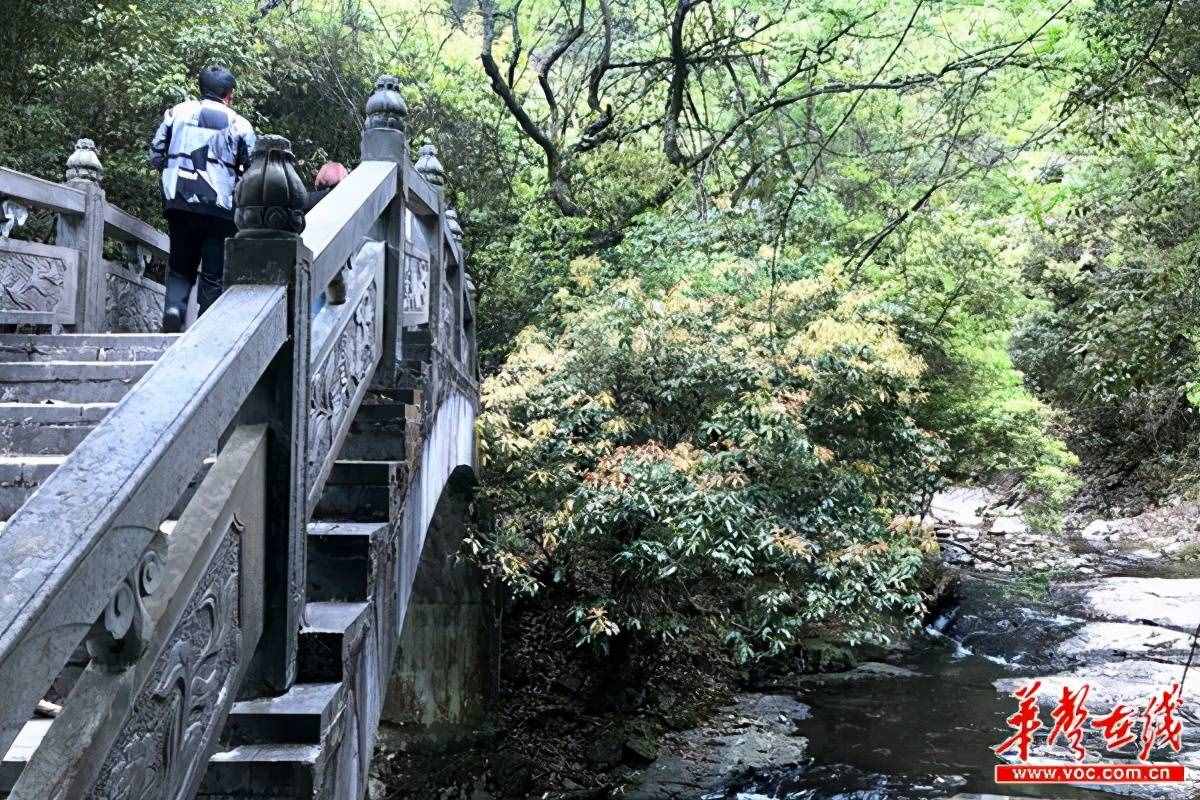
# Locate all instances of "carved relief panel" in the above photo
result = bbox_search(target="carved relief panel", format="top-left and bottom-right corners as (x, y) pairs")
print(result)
(88, 530), (242, 800)
(105, 268), (165, 333)
(0, 239), (79, 325)
(439, 280), (453, 352)
(307, 243), (385, 510)
(402, 250), (429, 327)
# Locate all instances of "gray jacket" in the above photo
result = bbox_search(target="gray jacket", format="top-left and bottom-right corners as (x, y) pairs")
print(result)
(149, 98), (256, 219)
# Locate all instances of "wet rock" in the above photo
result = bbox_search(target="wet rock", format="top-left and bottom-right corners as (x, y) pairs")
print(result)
(624, 734), (659, 765)
(1068, 577), (1200, 632)
(989, 515), (1027, 536)
(626, 694), (809, 799)
(850, 662), (922, 679)
(1081, 519), (1113, 541)
(929, 487), (994, 528)
(1055, 621), (1195, 665)
(800, 639), (857, 672)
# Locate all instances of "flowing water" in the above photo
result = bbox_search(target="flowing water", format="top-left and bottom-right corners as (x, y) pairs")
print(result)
(709, 569), (1200, 800)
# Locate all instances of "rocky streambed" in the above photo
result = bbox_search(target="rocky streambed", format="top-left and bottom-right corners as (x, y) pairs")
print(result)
(627, 490), (1200, 800)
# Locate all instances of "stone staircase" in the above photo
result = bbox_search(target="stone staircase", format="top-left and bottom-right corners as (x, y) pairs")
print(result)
(205, 522), (386, 797)
(0, 77), (482, 800)
(0, 334), (177, 517)
(0, 332), (414, 797)
(204, 500), (397, 797)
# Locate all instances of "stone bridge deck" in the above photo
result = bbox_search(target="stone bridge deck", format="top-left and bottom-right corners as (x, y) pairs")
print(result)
(0, 75), (482, 800)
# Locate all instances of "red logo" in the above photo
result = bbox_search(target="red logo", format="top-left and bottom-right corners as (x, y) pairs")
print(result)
(993, 680), (1187, 785)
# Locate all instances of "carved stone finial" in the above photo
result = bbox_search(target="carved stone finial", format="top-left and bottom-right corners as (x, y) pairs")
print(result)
(65, 138), (103, 184)
(365, 74), (407, 131)
(234, 134), (307, 236)
(0, 198), (29, 239)
(122, 241), (152, 277)
(445, 207), (463, 244)
(415, 141), (445, 188)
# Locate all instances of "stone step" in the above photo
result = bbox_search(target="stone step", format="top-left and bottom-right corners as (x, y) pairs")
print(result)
(307, 522), (388, 603)
(0, 361), (154, 404)
(339, 401), (417, 461)
(298, 601), (371, 684)
(0, 455), (65, 518)
(0, 333), (178, 363)
(314, 460), (400, 522)
(223, 682), (345, 747)
(0, 402), (116, 455)
(201, 743), (321, 798)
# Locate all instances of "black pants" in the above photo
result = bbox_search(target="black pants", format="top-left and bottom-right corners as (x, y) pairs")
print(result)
(163, 210), (238, 321)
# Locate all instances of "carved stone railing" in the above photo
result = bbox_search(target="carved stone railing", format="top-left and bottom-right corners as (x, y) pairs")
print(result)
(0, 74), (478, 799)
(0, 140), (171, 332)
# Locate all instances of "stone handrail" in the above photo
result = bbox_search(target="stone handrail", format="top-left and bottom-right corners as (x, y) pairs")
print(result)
(0, 168), (86, 215)
(305, 160), (397, 297)
(0, 73), (478, 798)
(0, 140), (172, 331)
(0, 284), (287, 759)
(8, 424), (270, 799)
(102, 202), (170, 259)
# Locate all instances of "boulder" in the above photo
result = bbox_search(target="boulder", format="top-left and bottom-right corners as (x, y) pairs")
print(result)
(989, 515), (1028, 536)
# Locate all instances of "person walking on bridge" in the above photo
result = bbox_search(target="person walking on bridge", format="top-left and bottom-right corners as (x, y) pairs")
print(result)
(149, 65), (256, 332)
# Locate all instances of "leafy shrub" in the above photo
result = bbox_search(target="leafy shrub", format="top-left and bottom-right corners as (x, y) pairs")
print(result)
(473, 272), (943, 662)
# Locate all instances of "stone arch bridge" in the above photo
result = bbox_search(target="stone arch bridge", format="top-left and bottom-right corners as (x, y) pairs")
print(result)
(0, 76), (486, 798)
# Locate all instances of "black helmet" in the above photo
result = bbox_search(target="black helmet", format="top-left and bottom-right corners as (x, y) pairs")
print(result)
(199, 65), (237, 100)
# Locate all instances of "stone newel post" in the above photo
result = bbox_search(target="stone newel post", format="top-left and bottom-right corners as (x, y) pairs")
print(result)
(444, 206), (465, 358)
(226, 134), (312, 694)
(414, 142), (445, 190)
(362, 75), (410, 387)
(414, 142), (451, 368)
(58, 138), (107, 332)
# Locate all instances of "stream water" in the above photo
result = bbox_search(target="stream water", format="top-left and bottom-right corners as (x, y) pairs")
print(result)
(711, 565), (1200, 800)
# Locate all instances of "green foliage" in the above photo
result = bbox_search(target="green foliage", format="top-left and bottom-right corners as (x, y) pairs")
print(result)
(474, 268), (946, 662)
(1003, 567), (1069, 601)
(2, 0), (1137, 666)
(1011, 0), (1200, 483)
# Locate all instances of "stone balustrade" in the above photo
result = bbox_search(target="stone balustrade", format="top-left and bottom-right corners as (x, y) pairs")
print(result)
(0, 73), (480, 800)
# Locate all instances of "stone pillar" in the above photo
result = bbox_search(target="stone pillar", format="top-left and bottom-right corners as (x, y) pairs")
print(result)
(444, 207), (465, 365)
(57, 139), (107, 332)
(361, 75), (409, 387)
(413, 142), (446, 405)
(225, 135), (312, 694)
(464, 273), (477, 379)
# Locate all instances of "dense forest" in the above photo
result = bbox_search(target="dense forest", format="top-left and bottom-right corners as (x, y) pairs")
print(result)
(1, 0), (1196, 792)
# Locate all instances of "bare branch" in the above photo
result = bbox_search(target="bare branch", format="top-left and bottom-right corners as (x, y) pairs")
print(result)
(478, 0), (583, 216)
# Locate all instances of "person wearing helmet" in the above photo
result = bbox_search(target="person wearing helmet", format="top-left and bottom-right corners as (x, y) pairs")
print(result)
(149, 65), (257, 332)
